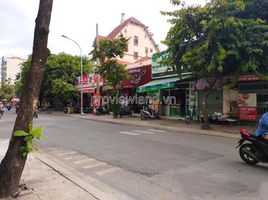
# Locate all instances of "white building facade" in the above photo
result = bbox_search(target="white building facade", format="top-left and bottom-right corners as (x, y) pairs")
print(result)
(1, 56), (25, 85)
(99, 15), (160, 64)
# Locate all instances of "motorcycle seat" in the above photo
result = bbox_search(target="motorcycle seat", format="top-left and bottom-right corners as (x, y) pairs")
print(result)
(251, 134), (268, 145)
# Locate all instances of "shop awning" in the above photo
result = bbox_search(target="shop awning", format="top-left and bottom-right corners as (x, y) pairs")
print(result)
(137, 75), (192, 93)
(136, 77), (177, 93)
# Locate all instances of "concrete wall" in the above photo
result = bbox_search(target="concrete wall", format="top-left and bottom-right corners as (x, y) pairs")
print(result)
(223, 89), (238, 116)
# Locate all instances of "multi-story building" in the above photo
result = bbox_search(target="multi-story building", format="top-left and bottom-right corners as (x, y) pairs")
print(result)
(99, 14), (160, 64)
(1, 56), (25, 85)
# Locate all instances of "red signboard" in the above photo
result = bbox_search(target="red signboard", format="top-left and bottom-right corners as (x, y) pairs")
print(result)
(121, 65), (151, 88)
(83, 88), (94, 93)
(239, 75), (260, 82)
(238, 106), (258, 121)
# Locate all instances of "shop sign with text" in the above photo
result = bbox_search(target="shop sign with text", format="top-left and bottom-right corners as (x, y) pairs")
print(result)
(152, 52), (176, 79)
(238, 93), (257, 121)
(122, 65), (151, 88)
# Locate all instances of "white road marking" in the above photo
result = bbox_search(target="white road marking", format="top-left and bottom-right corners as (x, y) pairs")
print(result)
(56, 151), (78, 156)
(148, 129), (167, 133)
(133, 130), (154, 134)
(82, 163), (107, 169)
(96, 167), (121, 176)
(73, 158), (96, 165)
(64, 155), (85, 161)
(119, 131), (139, 136)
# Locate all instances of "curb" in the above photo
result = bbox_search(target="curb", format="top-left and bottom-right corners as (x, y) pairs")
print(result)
(35, 150), (136, 200)
(52, 112), (240, 139)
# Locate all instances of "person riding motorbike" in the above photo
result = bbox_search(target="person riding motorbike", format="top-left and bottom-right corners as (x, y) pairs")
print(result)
(255, 112), (268, 140)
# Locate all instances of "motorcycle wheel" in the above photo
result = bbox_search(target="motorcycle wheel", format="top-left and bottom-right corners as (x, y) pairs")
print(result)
(239, 143), (259, 165)
(140, 113), (147, 120)
(155, 113), (161, 119)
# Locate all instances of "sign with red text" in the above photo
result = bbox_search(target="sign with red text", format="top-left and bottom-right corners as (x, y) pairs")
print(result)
(75, 74), (103, 93)
(238, 93), (257, 121)
(239, 75), (260, 82)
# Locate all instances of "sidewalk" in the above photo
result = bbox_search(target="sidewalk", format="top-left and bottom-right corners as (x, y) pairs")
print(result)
(53, 112), (256, 139)
(0, 140), (97, 200)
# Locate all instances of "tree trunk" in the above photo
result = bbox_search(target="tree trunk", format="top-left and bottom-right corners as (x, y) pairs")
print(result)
(201, 78), (217, 130)
(0, 0), (53, 198)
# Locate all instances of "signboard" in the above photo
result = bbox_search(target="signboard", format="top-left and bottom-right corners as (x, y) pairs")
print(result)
(75, 73), (103, 93)
(239, 75), (260, 82)
(238, 93), (257, 121)
(121, 65), (151, 88)
(152, 52), (176, 79)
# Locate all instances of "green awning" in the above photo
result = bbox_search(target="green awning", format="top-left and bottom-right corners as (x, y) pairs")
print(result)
(137, 75), (192, 93)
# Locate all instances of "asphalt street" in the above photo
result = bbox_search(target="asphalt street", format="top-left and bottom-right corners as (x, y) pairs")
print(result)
(1, 109), (268, 200)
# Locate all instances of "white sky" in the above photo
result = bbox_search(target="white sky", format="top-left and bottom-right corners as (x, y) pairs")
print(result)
(0, 0), (206, 60)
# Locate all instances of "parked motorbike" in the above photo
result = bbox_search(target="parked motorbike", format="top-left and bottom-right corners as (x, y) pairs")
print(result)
(6, 105), (11, 111)
(95, 106), (110, 115)
(237, 129), (268, 165)
(63, 106), (92, 114)
(119, 105), (133, 117)
(140, 107), (161, 120)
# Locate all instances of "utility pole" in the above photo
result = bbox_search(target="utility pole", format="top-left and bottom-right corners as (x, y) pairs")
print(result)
(93, 23), (100, 113)
(96, 23), (100, 94)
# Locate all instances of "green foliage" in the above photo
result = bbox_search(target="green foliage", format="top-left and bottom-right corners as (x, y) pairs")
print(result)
(13, 124), (43, 157)
(51, 79), (79, 102)
(92, 35), (129, 90)
(110, 92), (120, 118)
(92, 35), (129, 63)
(163, 0), (268, 85)
(16, 53), (93, 103)
(99, 60), (129, 90)
(0, 80), (14, 101)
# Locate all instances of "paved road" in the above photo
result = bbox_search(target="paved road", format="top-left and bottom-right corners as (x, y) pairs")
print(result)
(1, 110), (268, 200)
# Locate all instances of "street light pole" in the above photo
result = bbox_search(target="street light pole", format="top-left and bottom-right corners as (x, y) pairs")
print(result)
(61, 35), (84, 114)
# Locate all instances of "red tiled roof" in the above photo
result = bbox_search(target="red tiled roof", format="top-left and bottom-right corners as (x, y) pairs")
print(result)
(117, 60), (133, 65)
(107, 17), (145, 39)
(134, 56), (151, 63)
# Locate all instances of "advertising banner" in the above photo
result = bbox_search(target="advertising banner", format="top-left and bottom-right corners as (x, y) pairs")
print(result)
(238, 93), (257, 121)
(121, 65), (151, 88)
(75, 74), (103, 93)
(152, 52), (176, 79)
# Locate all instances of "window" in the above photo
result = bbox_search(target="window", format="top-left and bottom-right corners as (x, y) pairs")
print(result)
(134, 52), (138, 60)
(134, 36), (139, 46)
(125, 29), (127, 33)
(150, 48), (153, 53)
(145, 47), (149, 55)
(145, 34), (147, 39)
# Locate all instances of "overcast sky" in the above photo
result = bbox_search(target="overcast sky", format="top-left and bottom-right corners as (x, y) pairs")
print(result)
(0, 0), (206, 61)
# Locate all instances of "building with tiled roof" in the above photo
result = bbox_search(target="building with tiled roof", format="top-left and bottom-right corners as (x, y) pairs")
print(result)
(98, 14), (160, 64)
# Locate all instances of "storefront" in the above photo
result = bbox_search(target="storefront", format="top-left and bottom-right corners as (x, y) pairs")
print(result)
(120, 61), (152, 112)
(136, 52), (195, 117)
(75, 73), (103, 108)
(238, 75), (268, 121)
(222, 74), (266, 122)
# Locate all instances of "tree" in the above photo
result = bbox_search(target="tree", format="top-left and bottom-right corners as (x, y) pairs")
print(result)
(91, 35), (129, 116)
(0, 79), (14, 101)
(0, 0), (53, 198)
(15, 53), (93, 107)
(162, 0), (268, 129)
(92, 35), (129, 90)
